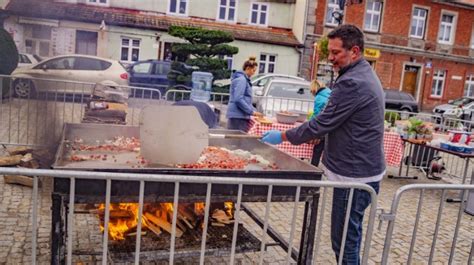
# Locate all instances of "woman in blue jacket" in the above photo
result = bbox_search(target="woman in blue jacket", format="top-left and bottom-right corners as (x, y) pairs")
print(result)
(226, 56), (263, 132)
(310, 80), (331, 166)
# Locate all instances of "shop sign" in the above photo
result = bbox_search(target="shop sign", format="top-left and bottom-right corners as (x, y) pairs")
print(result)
(364, 48), (380, 59)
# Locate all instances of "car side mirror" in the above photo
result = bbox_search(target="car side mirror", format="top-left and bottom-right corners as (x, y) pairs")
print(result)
(41, 64), (48, 71)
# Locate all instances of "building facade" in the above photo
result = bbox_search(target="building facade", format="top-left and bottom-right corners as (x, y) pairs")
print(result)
(307, 0), (474, 110)
(1, 0), (308, 77)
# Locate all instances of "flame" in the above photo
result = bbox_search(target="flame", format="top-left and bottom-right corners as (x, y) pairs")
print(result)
(224, 202), (234, 217)
(97, 202), (231, 240)
(194, 202), (205, 215)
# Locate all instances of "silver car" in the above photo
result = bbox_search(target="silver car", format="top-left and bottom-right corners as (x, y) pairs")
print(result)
(12, 54), (129, 98)
(255, 79), (314, 117)
(433, 96), (474, 120)
(252, 74), (306, 104)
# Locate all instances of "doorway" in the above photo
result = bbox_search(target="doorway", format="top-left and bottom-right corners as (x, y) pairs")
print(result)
(75, 30), (98, 56)
(401, 65), (420, 97)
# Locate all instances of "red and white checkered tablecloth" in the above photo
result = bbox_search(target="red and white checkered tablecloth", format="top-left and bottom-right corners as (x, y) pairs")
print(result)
(248, 118), (404, 166)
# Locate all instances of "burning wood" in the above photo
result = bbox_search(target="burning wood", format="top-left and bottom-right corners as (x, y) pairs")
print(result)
(144, 212), (183, 238)
(97, 202), (234, 241)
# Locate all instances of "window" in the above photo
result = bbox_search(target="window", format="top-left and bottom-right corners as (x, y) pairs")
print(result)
(153, 62), (171, 75)
(431, 70), (446, 97)
(438, 13), (456, 44)
(410, 7), (428, 39)
(325, 0), (340, 26)
(218, 55), (233, 70)
(19, 54), (31, 64)
(121, 38), (140, 62)
(25, 25), (51, 57)
(87, 0), (107, 5)
(74, 58), (111, 71)
(364, 0), (382, 32)
(267, 83), (313, 100)
(39, 57), (75, 70)
(217, 0), (237, 22)
(464, 74), (474, 97)
(258, 53), (276, 74)
(249, 3), (269, 26)
(133, 62), (152, 74)
(168, 0), (188, 16)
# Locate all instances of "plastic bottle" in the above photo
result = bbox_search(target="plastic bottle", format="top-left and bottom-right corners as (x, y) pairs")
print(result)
(190, 71), (213, 102)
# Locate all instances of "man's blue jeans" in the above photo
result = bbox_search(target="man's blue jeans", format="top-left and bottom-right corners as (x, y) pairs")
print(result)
(331, 181), (380, 265)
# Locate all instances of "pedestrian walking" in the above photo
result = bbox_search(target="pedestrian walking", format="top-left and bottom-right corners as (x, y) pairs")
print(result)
(261, 24), (385, 264)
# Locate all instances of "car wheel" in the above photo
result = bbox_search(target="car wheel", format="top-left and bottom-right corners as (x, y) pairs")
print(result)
(13, 79), (35, 98)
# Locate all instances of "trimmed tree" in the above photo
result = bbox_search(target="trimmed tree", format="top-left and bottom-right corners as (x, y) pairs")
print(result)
(0, 28), (19, 98)
(167, 26), (238, 90)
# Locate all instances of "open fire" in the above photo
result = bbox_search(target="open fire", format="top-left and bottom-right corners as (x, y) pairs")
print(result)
(96, 202), (234, 241)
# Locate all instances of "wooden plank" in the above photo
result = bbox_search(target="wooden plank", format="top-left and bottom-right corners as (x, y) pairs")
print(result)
(144, 212), (183, 237)
(0, 155), (23, 166)
(6, 146), (34, 156)
(3, 175), (33, 187)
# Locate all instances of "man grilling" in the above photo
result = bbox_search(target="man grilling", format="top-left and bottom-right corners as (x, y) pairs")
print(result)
(261, 24), (385, 264)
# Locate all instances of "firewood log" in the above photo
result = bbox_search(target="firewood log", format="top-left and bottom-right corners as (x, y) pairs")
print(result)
(143, 217), (162, 237)
(0, 155), (23, 166)
(3, 175), (33, 187)
(144, 213), (183, 237)
(90, 209), (133, 219)
(6, 146), (34, 156)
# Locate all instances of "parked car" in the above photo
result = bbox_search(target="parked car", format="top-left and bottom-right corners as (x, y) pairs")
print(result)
(252, 74), (306, 104)
(18, 53), (42, 68)
(11, 54), (129, 98)
(432, 97), (474, 121)
(128, 60), (193, 97)
(384, 89), (419, 113)
(255, 78), (314, 117)
(214, 73), (306, 104)
(433, 97), (474, 115)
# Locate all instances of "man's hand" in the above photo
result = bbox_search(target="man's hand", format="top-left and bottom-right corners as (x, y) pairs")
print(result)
(253, 111), (263, 117)
(261, 130), (283, 145)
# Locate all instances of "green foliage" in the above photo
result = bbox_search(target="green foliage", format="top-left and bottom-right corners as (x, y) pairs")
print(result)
(0, 28), (19, 75)
(384, 111), (400, 125)
(168, 26), (238, 82)
(318, 37), (329, 61)
(0, 28), (19, 99)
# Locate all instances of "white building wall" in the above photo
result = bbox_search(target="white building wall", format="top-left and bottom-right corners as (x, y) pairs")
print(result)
(231, 39), (299, 76)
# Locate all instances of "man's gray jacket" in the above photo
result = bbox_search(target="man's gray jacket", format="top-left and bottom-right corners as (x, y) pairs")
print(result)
(286, 59), (386, 178)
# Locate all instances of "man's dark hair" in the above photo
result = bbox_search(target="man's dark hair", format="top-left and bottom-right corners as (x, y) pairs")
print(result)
(327, 24), (364, 52)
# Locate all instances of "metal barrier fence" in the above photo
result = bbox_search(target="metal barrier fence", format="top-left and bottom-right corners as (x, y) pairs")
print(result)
(0, 75), (164, 146)
(385, 109), (474, 132)
(379, 183), (474, 264)
(0, 167), (378, 265)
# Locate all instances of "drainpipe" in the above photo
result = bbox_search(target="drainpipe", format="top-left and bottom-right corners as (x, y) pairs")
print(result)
(297, 0), (311, 78)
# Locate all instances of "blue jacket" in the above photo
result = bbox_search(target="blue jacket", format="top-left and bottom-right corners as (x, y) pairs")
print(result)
(311, 87), (332, 119)
(226, 71), (255, 119)
(286, 59), (386, 178)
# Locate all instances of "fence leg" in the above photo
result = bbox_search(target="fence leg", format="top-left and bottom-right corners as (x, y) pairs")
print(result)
(297, 194), (319, 265)
(51, 194), (65, 265)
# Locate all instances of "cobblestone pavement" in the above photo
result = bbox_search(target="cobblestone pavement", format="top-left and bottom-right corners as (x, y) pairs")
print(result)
(1, 166), (473, 265)
(1, 98), (473, 264)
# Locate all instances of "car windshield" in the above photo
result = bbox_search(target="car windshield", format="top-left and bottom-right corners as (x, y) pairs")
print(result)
(451, 97), (474, 105)
(267, 83), (313, 100)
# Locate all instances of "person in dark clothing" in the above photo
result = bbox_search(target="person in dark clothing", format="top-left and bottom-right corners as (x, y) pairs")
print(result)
(173, 100), (218, 129)
(309, 79), (331, 167)
(261, 24), (385, 264)
(226, 56), (263, 132)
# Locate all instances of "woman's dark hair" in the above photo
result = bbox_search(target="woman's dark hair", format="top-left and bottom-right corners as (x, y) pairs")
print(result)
(242, 56), (258, 70)
(327, 24), (364, 51)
